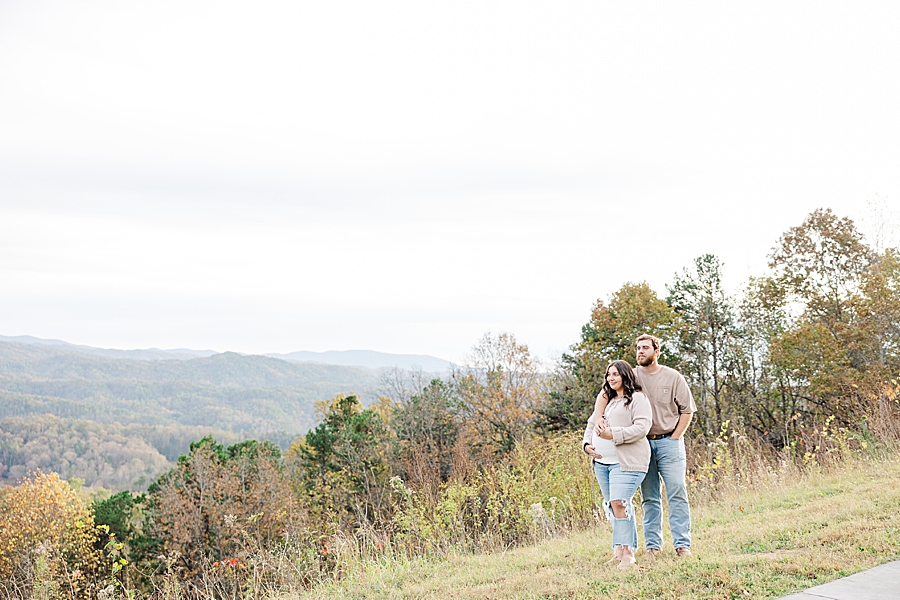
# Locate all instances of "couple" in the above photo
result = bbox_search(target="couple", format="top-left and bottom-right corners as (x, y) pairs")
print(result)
(582, 334), (696, 570)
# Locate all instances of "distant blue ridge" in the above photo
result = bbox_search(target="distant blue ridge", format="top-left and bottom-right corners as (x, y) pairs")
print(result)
(0, 334), (454, 372)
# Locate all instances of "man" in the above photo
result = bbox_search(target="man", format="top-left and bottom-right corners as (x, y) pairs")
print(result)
(590, 334), (696, 557)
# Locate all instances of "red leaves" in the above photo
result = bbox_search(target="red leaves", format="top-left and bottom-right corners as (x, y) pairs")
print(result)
(211, 557), (241, 568)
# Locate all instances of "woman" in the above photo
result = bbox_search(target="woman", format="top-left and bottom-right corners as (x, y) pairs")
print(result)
(582, 360), (652, 570)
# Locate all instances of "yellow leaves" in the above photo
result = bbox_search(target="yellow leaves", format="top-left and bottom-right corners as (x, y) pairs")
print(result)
(0, 470), (101, 597)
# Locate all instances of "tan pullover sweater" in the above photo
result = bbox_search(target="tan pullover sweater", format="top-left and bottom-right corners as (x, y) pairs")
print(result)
(582, 391), (653, 473)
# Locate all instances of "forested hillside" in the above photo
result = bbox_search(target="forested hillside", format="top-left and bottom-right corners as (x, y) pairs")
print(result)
(0, 343), (381, 489)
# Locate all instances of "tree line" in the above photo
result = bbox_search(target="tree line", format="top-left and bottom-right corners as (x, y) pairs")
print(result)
(549, 208), (900, 445)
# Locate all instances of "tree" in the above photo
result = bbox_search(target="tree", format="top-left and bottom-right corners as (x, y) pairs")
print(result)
(729, 276), (801, 442)
(144, 437), (294, 582)
(766, 209), (876, 427)
(854, 248), (900, 370)
(287, 394), (393, 529)
(0, 471), (102, 599)
(769, 207), (873, 338)
(667, 255), (737, 432)
(850, 248), (900, 437)
(544, 283), (678, 433)
(454, 333), (542, 461)
(535, 360), (591, 436)
(391, 378), (461, 487)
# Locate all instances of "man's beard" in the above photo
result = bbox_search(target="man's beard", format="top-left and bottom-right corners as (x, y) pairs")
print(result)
(636, 355), (654, 367)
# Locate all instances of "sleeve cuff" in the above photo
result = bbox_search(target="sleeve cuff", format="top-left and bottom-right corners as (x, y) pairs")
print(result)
(612, 428), (624, 445)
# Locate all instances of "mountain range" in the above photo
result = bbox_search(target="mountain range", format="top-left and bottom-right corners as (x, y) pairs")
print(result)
(0, 334), (455, 371)
(0, 335), (452, 492)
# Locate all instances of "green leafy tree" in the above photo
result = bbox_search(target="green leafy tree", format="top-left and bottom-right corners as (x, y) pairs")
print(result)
(287, 394), (393, 529)
(92, 491), (139, 550)
(667, 254), (738, 432)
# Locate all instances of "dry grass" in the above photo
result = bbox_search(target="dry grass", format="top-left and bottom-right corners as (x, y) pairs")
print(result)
(290, 451), (900, 599)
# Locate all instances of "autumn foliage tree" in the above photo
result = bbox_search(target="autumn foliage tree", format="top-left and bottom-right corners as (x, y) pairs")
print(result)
(453, 333), (543, 462)
(390, 378), (462, 488)
(0, 471), (102, 599)
(766, 208), (877, 426)
(769, 207), (874, 331)
(143, 437), (295, 582)
(854, 248), (900, 436)
(541, 283), (677, 433)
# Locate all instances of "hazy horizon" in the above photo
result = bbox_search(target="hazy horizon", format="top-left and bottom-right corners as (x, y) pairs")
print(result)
(0, 334), (457, 368)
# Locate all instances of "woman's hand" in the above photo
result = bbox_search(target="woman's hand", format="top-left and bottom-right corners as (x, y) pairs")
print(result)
(584, 444), (603, 460)
(597, 418), (613, 440)
(592, 415), (608, 437)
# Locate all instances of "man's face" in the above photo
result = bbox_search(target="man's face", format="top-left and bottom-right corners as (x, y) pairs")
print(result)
(635, 340), (659, 367)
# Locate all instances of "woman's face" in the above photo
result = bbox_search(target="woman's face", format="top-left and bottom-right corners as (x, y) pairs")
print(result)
(606, 366), (623, 392)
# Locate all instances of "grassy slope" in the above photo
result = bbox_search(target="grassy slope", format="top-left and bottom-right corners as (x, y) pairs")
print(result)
(299, 454), (900, 599)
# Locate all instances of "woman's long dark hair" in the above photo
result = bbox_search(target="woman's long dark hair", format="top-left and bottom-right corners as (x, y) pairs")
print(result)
(602, 360), (642, 406)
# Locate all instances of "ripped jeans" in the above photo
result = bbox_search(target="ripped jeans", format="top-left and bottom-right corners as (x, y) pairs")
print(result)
(593, 461), (646, 550)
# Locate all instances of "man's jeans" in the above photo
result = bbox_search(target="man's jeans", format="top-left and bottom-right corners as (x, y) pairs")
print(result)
(593, 461), (645, 550)
(641, 435), (691, 550)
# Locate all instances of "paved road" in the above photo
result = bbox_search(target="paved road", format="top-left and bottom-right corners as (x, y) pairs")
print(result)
(778, 560), (900, 599)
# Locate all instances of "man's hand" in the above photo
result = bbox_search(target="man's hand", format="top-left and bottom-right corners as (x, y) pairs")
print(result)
(584, 444), (603, 460)
(670, 412), (693, 440)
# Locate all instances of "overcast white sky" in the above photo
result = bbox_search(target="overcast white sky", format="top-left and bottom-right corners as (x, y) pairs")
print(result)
(1, 1), (899, 363)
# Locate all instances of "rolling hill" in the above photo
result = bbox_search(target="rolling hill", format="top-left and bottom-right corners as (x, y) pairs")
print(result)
(0, 340), (385, 491)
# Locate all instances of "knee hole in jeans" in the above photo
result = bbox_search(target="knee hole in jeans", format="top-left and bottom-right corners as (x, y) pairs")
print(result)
(610, 499), (629, 519)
